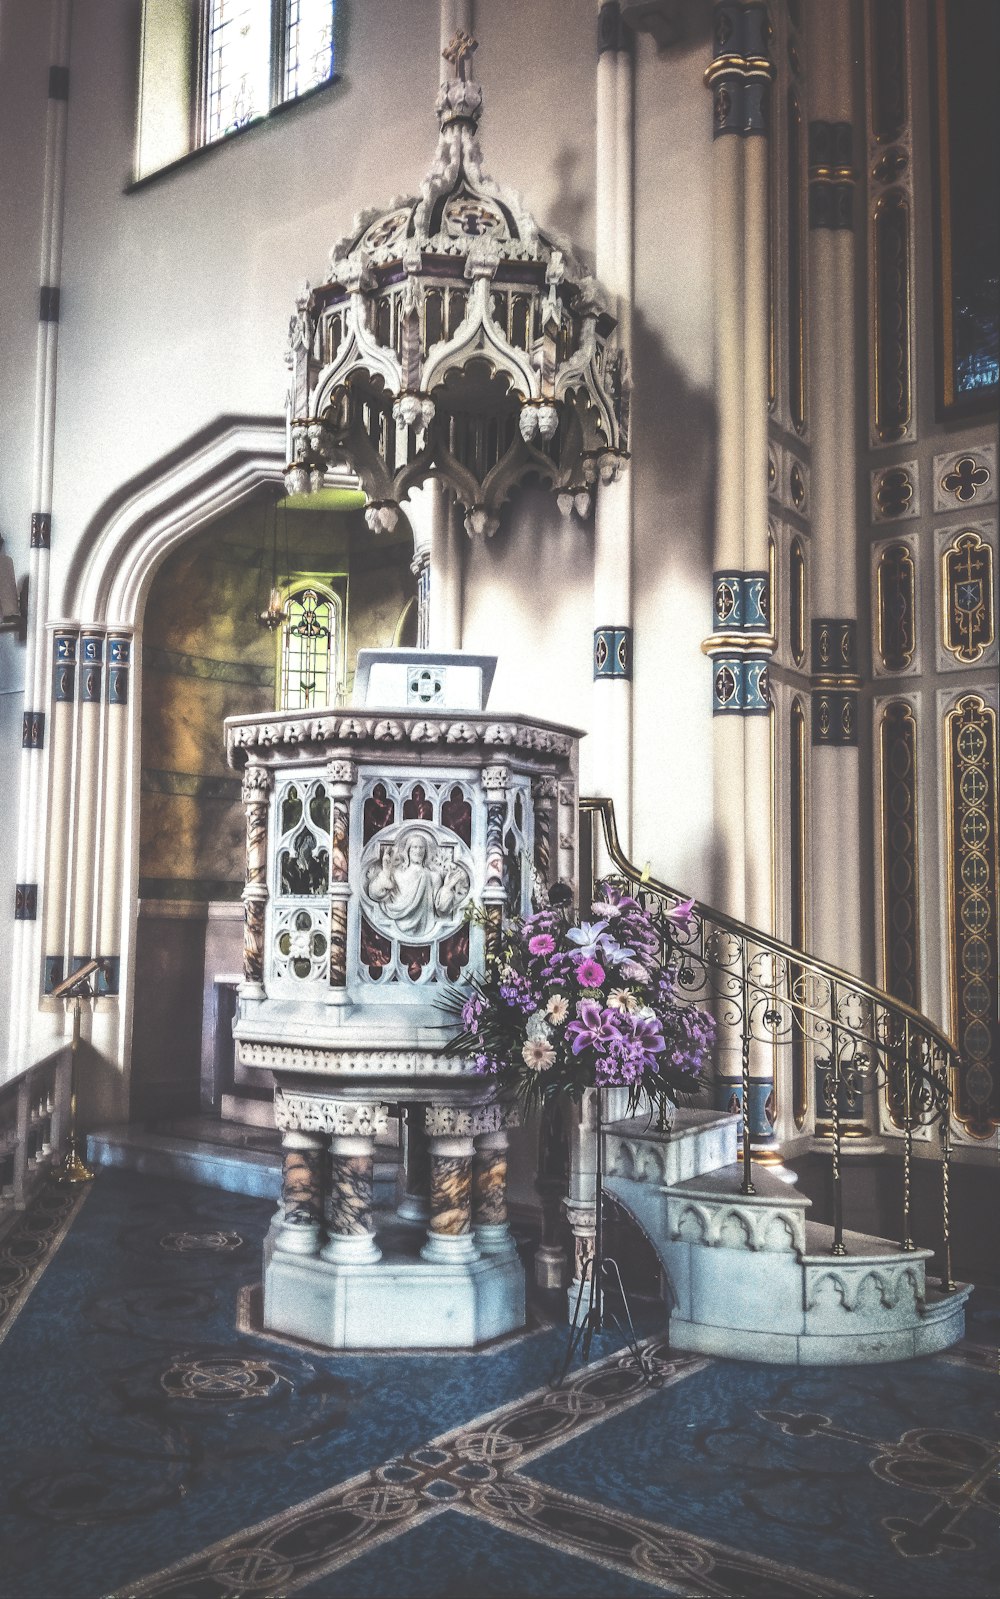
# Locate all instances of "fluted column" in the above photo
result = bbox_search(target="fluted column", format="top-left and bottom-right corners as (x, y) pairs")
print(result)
(67, 629), (104, 979)
(95, 629), (132, 1000)
(593, 1), (634, 851)
(41, 623), (78, 994)
(703, 3), (777, 1149)
(240, 761), (270, 999)
(806, 2), (866, 1134)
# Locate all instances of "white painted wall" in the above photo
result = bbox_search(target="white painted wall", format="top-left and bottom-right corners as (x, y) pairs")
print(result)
(0, 0), (722, 1088)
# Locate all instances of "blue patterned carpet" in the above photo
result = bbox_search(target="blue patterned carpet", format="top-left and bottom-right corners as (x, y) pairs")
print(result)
(0, 1170), (995, 1599)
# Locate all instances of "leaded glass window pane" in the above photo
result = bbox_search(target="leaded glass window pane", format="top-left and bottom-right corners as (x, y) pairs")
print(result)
(206, 0), (272, 142)
(284, 0), (335, 101)
(280, 586), (336, 711)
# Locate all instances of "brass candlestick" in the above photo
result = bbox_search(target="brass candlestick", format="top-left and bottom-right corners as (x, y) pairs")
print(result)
(60, 993), (95, 1185)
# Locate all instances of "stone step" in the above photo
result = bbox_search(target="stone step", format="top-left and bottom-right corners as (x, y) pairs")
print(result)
(604, 1166), (971, 1365)
(603, 1107), (740, 1187)
(88, 1120), (400, 1206)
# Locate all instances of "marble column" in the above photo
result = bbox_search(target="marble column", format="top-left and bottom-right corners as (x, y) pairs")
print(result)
(241, 762), (271, 999)
(275, 1130), (326, 1255)
(327, 757), (354, 999)
(398, 1104), (432, 1223)
(482, 763), (508, 963)
(322, 1135), (382, 1264)
(421, 1107), (479, 1264)
(473, 1121), (518, 1258)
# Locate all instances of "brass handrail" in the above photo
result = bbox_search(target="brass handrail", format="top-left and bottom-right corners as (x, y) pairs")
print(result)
(582, 797), (959, 1063)
(581, 797), (957, 1288)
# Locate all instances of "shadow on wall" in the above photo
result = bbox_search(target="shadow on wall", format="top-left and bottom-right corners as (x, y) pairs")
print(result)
(628, 300), (719, 897)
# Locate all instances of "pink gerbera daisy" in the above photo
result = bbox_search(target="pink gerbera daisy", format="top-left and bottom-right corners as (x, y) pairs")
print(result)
(575, 957), (606, 988)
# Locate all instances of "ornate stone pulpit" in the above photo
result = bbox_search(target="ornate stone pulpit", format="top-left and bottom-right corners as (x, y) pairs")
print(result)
(225, 650), (581, 1347)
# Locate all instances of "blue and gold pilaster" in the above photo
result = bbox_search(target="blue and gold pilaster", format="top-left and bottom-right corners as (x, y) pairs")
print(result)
(594, 625), (633, 680)
(811, 617), (860, 747)
(705, 2), (772, 139)
(107, 635), (131, 705)
(808, 121), (855, 231)
(22, 711), (45, 749)
(597, 0), (632, 56)
(704, 568), (774, 715)
(14, 884), (37, 921)
(79, 633), (104, 702)
(53, 630), (76, 700)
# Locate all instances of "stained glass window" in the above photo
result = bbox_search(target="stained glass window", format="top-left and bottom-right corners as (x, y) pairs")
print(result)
(202, 1), (336, 149)
(205, 0), (271, 141)
(284, 0), (335, 100)
(279, 584), (339, 711)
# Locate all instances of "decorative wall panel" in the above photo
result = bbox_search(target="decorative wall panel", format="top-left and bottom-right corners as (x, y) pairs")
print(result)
(787, 88), (805, 434)
(874, 540), (916, 674)
(870, 461), (919, 522)
(789, 536), (806, 666)
(933, 445), (996, 512)
(944, 695), (999, 1138)
(878, 701), (920, 1008)
(940, 528), (995, 665)
(872, 190), (912, 443)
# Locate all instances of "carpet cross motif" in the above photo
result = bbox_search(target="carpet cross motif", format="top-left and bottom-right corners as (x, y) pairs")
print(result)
(759, 1408), (1000, 1558)
(113, 1346), (867, 1599)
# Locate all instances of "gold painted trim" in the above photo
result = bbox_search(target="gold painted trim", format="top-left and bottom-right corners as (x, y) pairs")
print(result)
(872, 188), (913, 442)
(811, 673), (863, 690)
(704, 54), (748, 86)
(808, 166), (858, 183)
(943, 694), (1000, 1137)
(875, 541), (916, 671)
(701, 633), (777, 657)
(940, 529), (995, 664)
(790, 536), (806, 667)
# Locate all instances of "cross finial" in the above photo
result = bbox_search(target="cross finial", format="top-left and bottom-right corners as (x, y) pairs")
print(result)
(443, 29), (478, 81)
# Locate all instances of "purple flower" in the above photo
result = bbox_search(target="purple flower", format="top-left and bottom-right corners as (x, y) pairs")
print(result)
(665, 897), (696, 929)
(566, 1000), (621, 1055)
(528, 933), (556, 956)
(574, 958), (606, 989)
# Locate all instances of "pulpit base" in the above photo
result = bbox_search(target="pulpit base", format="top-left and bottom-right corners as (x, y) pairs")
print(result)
(263, 1223), (526, 1349)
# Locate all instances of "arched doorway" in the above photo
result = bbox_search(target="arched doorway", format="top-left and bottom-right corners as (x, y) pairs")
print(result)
(132, 484), (417, 1121)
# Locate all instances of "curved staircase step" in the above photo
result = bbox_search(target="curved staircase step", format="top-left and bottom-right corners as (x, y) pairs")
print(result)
(603, 1107), (740, 1185)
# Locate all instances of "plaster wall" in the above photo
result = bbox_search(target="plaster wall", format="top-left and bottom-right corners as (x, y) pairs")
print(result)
(0, 0), (723, 1091)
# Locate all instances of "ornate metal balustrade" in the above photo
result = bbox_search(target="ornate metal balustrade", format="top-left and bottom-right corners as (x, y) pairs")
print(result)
(579, 798), (959, 1290)
(0, 1048), (71, 1218)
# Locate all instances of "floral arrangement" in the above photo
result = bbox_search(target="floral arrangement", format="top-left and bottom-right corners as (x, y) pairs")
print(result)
(446, 882), (715, 1116)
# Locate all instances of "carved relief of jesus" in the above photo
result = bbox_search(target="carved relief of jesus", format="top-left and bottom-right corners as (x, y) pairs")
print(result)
(362, 827), (471, 943)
